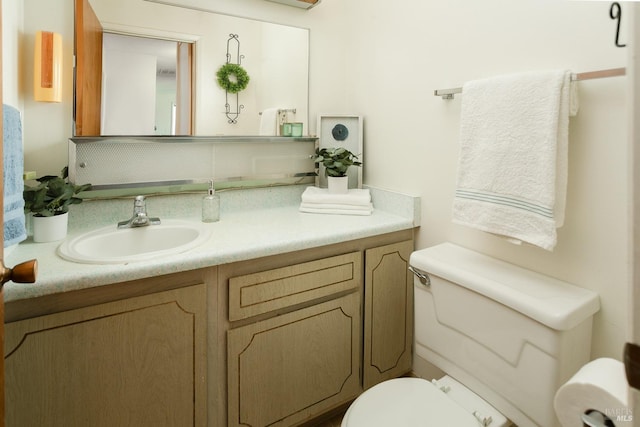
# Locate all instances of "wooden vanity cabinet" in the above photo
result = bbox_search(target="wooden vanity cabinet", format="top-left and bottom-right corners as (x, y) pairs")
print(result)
(4, 269), (211, 427)
(3, 230), (414, 427)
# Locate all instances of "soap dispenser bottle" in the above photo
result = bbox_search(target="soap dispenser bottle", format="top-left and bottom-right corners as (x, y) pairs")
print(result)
(202, 180), (220, 223)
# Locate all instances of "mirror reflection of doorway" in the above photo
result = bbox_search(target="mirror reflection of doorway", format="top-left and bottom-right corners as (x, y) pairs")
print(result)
(101, 33), (193, 135)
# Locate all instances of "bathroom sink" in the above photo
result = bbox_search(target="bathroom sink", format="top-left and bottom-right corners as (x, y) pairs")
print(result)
(57, 219), (212, 264)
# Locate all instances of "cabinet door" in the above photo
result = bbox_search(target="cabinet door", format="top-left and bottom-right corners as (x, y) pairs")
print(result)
(364, 240), (414, 389)
(228, 292), (361, 427)
(5, 284), (207, 427)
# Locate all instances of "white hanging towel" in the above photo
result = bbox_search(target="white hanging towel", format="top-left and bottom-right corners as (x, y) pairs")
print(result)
(259, 107), (279, 135)
(452, 70), (574, 251)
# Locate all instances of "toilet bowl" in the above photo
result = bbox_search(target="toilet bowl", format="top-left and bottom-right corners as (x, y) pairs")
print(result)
(341, 243), (600, 427)
(341, 376), (508, 427)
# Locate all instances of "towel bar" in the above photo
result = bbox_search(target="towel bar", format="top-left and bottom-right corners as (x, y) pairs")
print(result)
(434, 67), (626, 100)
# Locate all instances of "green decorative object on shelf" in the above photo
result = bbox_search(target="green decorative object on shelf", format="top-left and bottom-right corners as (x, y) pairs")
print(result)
(216, 63), (250, 94)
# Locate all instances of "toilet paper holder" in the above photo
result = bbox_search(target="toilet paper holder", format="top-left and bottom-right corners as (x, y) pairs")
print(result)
(582, 410), (614, 427)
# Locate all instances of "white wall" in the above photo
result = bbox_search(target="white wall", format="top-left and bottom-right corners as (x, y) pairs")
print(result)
(2, 0), (22, 109)
(335, 0), (629, 361)
(4, 0), (630, 360)
(194, 0), (631, 361)
(19, 0), (74, 178)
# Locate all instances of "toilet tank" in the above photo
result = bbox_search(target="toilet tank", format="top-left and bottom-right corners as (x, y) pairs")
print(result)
(410, 243), (600, 427)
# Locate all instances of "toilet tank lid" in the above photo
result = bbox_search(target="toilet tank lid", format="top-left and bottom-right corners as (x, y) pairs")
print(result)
(410, 243), (600, 331)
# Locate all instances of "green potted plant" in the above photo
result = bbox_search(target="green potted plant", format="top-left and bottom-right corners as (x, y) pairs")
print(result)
(314, 147), (362, 194)
(23, 167), (91, 242)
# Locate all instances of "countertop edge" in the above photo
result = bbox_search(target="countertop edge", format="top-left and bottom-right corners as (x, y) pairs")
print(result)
(5, 185), (421, 303)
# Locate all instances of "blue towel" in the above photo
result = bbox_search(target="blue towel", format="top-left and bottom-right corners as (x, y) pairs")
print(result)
(3, 104), (26, 247)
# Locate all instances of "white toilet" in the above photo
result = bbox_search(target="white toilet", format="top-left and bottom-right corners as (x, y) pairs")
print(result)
(342, 243), (600, 427)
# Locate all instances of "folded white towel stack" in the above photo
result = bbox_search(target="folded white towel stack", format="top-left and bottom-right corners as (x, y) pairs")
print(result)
(300, 186), (373, 216)
(452, 70), (574, 251)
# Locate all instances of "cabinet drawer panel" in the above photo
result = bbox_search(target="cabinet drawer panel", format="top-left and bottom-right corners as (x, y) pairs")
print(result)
(229, 251), (361, 321)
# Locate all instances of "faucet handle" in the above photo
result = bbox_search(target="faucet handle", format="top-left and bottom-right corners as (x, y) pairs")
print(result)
(132, 195), (147, 217)
(118, 195), (159, 229)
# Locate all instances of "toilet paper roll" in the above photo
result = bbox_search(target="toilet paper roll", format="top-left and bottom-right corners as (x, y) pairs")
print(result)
(554, 358), (632, 426)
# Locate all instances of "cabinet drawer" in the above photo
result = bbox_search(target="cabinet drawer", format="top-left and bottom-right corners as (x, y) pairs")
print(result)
(229, 251), (361, 321)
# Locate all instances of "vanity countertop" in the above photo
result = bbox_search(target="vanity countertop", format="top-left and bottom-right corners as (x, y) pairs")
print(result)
(4, 185), (420, 303)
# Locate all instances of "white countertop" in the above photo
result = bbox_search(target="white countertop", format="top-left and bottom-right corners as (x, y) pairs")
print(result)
(5, 185), (420, 302)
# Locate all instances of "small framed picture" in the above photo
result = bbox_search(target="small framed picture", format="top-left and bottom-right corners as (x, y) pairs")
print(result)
(317, 115), (363, 189)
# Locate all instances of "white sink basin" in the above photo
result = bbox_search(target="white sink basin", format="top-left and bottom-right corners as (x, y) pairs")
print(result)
(58, 219), (212, 264)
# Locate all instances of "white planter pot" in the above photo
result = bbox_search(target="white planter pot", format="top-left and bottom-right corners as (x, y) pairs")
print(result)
(32, 212), (69, 243)
(327, 176), (349, 194)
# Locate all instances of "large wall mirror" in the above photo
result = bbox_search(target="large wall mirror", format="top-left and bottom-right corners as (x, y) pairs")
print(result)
(75, 0), (310, 137)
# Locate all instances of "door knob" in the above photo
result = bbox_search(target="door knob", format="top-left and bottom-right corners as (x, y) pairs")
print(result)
(0, 259), (37, 286)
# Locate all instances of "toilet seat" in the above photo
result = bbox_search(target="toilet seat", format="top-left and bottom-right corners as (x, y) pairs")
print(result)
(341, 378), (481, 427)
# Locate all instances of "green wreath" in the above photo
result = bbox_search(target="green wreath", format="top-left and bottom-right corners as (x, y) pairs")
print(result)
(216, 63), (250, 94)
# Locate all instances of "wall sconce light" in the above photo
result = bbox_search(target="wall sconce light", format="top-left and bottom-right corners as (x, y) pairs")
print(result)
(34, 31), (62, 103)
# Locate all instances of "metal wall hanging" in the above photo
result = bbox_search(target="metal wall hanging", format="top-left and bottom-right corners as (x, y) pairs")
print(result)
(216, 34), (250, 124)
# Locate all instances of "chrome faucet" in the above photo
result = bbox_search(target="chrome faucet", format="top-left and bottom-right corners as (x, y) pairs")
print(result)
(117, 195), (161, 228)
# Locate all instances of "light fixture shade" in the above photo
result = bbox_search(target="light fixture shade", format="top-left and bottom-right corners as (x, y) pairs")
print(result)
(34, 31), (62, 103)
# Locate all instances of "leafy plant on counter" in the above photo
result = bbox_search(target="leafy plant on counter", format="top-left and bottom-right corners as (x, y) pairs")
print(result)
(314, 147), (362, 178)
(23, 167), (92, 217)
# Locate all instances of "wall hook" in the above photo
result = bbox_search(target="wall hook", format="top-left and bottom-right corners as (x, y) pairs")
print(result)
(610, 2), (626, 48)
